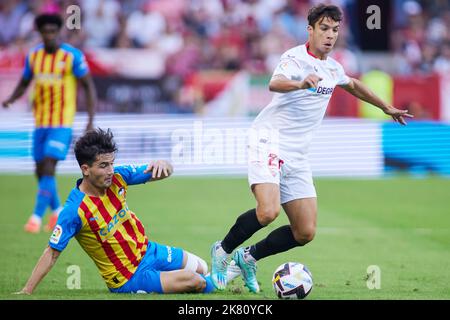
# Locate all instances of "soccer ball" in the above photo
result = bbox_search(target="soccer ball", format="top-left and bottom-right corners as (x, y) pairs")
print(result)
(272, 262), (313, 299)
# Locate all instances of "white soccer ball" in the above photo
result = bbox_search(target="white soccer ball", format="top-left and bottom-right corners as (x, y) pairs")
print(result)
(272, 262), (313, 299)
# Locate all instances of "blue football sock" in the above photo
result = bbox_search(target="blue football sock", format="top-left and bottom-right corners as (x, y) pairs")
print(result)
(50, 181), (61, 212)
(201, 274), (215, 293)
(33, 176), (56, 218)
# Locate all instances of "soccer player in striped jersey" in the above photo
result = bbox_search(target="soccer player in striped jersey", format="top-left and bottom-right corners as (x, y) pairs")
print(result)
(16, 128), (214, 295)
(2, 14), (97, 234)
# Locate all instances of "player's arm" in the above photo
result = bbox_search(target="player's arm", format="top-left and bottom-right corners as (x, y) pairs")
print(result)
(143, 160), (173, 181)
(15, 246), (61, 295)
(78, 73), (97, 131)
(2, 76), (32, 108)
(116, 161), (174, 185)
(269, 74), (322, 93)
(340, 77), (413, 125)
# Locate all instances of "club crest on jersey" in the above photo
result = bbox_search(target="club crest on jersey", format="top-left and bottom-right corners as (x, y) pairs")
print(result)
(280, 62), (289, 70)
(267, 153), (283, 177)
(329, 68), (338, 80)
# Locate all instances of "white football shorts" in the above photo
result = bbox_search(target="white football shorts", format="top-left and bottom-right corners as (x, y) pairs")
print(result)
(247, 137), (316, 204)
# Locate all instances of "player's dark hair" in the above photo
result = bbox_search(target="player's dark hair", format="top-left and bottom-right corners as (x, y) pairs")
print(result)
(75, 128), (118, 166)
(35, 13), (63, 31)
(307, 4), (342, 27)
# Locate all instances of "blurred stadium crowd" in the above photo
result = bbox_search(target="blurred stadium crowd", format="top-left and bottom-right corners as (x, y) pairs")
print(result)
(0, 0), (449, 78)
(0, 0), (449, 177)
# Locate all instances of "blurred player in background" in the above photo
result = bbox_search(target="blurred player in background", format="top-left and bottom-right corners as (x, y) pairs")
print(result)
(2, 13), (97, 233)
(16, 128), (214, 295)
(211, 4), (413, 292)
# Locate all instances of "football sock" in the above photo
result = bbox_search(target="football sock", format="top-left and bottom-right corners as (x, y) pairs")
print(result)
(201, 274), (215, 293)
(33, 176), (57, 218)
(249, 225), (300, 261)
(50, 182), (61, 211)
(221, 209), (264, 254)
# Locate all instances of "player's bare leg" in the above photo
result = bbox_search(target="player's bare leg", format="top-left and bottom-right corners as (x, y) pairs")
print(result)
(282, 197), (317, 246)
(160, 269), (207, 293)
(252, 183), (281, 225)
(160, 251), (214, 293)
(181, 251), (208, 275)
(35, 162), (44, 180)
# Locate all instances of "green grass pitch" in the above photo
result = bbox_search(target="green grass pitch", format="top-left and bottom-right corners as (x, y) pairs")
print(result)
(1, 175), (449, 300)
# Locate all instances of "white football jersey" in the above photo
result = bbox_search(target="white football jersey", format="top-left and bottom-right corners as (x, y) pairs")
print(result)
(252, 44), (351, 162)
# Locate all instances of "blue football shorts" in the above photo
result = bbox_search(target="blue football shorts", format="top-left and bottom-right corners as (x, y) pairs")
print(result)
(109, 241), (184, 294)
(33, 127), (72, 162)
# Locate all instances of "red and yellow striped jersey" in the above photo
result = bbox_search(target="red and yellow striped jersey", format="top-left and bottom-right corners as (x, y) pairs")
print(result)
(48, 165), (152, 288)
(23, 43), (89, 128)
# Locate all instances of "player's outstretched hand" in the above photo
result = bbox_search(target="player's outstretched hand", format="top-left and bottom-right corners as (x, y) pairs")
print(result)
(144, 160), (173, 180)
(383, 106), (414, 125)
(300, 74), (323, 89)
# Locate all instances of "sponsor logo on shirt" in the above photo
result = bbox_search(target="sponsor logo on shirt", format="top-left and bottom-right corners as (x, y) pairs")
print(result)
(35, 74), (63, 81)
(308, 86), (334, 95)
(98, 209), (128, 240)
(166, 246), (172, 263)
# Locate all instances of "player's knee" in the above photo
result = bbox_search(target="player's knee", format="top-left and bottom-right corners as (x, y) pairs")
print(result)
(293, 227), (316, 245)
(42, 168), (55, 176)
(184, 251), (208, 275)
(257, 205), (280, 225)
(42, 158), (57, 176)
(196, 257), (208, 275)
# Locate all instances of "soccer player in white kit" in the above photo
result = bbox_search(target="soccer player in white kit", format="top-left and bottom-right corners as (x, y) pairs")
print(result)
(211, 4), (413, 292)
